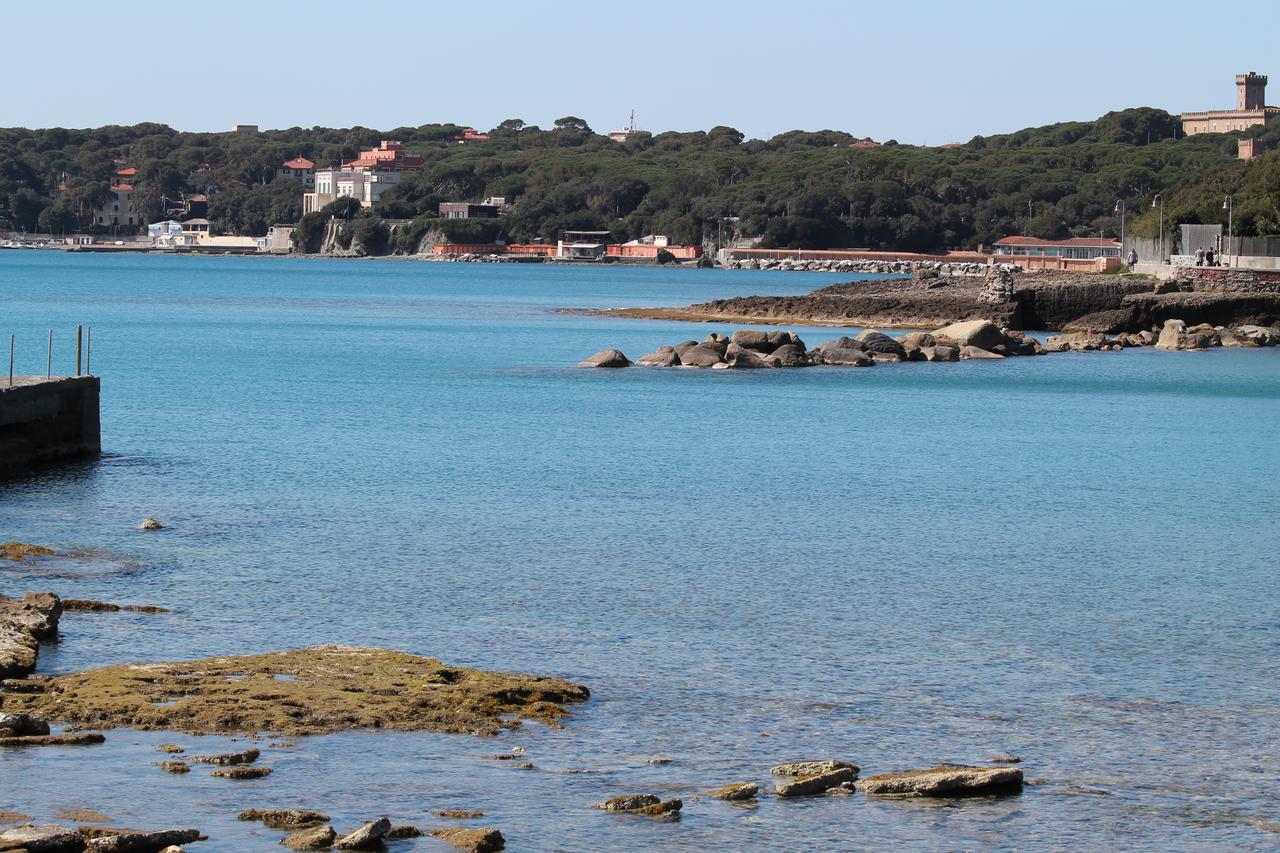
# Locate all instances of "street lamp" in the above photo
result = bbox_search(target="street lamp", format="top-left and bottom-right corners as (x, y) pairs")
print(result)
(1222, 196), (1233, 267)
(1152, 194), (1164, 262)
(1114, 200), (1126, 267)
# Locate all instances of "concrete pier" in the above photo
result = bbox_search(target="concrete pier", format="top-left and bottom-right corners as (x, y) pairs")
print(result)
(0, 376), (101, 479)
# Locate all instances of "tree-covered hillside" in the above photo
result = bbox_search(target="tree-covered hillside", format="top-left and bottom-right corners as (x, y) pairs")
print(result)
(0, 109), (1272, 252)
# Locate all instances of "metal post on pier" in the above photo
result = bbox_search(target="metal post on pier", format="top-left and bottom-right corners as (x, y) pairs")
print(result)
(7, 334), (12, 387)
(46, 329), (52, 379)
(76, 324), (83, 377)
(86, 326), (92, 376)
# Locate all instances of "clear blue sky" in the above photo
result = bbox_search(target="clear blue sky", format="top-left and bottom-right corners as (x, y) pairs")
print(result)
(9, 0), (1277, 142)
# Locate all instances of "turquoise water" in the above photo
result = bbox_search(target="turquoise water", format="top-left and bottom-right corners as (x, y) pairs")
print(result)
(2, 252), (1279, 850)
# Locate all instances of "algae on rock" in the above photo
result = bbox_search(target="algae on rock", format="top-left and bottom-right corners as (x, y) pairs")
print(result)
(3, 644), (589, 736)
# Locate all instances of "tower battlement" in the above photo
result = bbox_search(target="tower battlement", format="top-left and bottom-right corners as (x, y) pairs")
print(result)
(1236, 71), (1268, 110)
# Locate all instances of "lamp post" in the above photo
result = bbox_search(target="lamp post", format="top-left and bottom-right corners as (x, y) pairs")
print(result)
(1152, 194), (1164, 262)
(1222, 195), (1233, 267)
(1114, 200), (1125, 261)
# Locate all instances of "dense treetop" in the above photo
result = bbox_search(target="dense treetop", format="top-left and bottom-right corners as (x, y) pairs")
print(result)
(0, 108), (1273, 252)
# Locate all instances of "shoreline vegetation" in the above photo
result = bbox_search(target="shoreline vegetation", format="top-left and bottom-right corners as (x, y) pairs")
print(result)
(2, 564), (1028, 851)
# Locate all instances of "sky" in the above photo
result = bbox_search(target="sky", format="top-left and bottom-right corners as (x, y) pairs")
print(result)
(6, 0), (1278, 143)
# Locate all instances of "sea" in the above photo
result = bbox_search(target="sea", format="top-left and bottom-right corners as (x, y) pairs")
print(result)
(2, 251), (1278, 851)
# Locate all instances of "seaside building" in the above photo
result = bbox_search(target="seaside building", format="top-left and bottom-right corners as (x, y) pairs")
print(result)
(301, 141), (422, 214)
(556, 230), (612, 260)
(1181, 72), (1279, 135)
(993, 236), (1121, 271)
(94, 182), (138, 229)
(278, 157), (316, 186)
(231, 124), (259, 134)
(607, 234), (703, 260)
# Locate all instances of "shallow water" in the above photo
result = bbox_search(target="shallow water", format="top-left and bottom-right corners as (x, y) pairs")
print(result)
(2, 252), (1279, 851)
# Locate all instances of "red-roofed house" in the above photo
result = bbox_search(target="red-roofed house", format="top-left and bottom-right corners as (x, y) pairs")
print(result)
(278, 157), (316, 186)
(304, 141), (422, 214)
(95, 182), (138, 231)
(848, 139), (880, 149)
(993, 236), (1121, 271)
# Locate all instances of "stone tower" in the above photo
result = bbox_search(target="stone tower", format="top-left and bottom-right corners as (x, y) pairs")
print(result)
(1236, 72), (1267, 110)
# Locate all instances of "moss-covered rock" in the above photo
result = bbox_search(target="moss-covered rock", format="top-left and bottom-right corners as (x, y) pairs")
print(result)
(4, 644), (589, 737)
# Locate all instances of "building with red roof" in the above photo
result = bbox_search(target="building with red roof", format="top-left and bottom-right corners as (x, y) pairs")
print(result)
(993, 235), (1122, 271)
(278, 157), (316, 187)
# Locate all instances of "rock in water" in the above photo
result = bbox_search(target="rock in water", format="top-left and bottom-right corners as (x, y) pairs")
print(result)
(594, 794), (682, 816)
(0, 712), (51, 737)
(138, 517), (166, 530)
(577, 349), (630, 368)
(281, 824), (337, 851)
(1, 645), (589, 737)
(635, 350), (680, 367)
(677, 345), (723, 367)
(238, 809), (329, 829)
(160, 761), (189, 773)
(932, 320), (1007, 351)
(775, 767), (858, 798)
(729, 330), (771, 352)
(84, 828), (201, 851)
(333, 817), (391, 850)
(0, 824), (84, 851)
(190, 747), (259, 765)
(856, 330), (907, 358)
(428, 827), (506, 852)
(708, 782), (759, 800)
(212, 766), (271, 779)
(920, 345), (960, 362)
(770, 760), (858, 776)
(816, 347), (873, 367)
(1155, 319), (1218, 351)
(0, 593), (61, 680)
(959, 345), (1004, 360)
(854, 765), (1023, 797)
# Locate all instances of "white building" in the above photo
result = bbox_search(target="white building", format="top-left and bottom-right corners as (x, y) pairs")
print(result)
(302, 168), (402, 214)
(94, 183), (138, 229)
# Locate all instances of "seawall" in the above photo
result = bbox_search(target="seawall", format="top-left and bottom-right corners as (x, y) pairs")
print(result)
(0, 376), (101, 479)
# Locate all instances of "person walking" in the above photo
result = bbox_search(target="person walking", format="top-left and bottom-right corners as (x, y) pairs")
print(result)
(1206, 247), (1216, 267)
(1126, 248), (1138, 268)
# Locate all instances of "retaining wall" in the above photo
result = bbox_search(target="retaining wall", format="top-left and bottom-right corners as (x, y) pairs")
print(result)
(0, 376), (101, 479)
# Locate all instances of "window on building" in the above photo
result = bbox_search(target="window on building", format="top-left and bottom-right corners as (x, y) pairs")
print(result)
(113, 203), (119, 212)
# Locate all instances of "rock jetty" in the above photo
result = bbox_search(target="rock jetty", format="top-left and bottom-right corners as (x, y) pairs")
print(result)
(581, 322), (1044, 371)
(2, 644), (589, 737)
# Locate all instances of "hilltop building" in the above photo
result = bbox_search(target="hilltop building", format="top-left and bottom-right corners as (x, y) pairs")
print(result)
(94, 173), (138, 229)
(302, 141), (423, 214)
(278, 157), (315, 186)
(1181, 72), (1279, 135)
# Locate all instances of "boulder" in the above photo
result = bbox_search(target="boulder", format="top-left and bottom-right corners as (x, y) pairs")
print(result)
(854, 765), (1023, 797)
(899, 332), (936, 350)
(775, 767), (858, 798)
(870, 352), (905, 364)
(677, 345), (723, 367)
(767, 344), (809, 368)
(138, 517), (166, 530)
(726, 347), (770, 369)
(1234, 324), (1279, 346)
(729, 330), (771, 352)
(856, 330), (907, 358)
(770, 760), (858, 777)
(1155, 319), (1218, 351)
(1045, 332), (1106, 352)
(211, 766), (271, 779)
(594, 794), (682, 816)
(0, 593), (61, 680)
(672, 340), (699, 356)
(764, 330), (799, 350)
(577, 349), (630, 368)
(0, 824), (83, 852)
(281, 825), (336, 851)
(707, 782), (759, 801)
(635, 351), (680, 367)
(0, 712), (50, 737)
(816, 347), (873, 367)
(333, 817), (391, 850)
(160, 761), (189, 773)
(427, 828), (505, 852)
(959, 346), (1004, 360)
(1001, 330), (1044, 355)
(385, 826), (422, 839)
(85, 829), (202, 852)
(920, 345), (960, 362)
(932, 320), (1007, 351)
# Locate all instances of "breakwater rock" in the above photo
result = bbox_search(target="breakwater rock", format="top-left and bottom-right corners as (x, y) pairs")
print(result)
(598, 268), (1280, 333)
(581, 323), (1045, 371)
(2, 644), (589, 737)
(724, 258), (1013, 276)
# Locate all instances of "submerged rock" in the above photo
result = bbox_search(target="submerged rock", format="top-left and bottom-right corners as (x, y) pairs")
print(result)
(854, 765), (1024, 797)
(594, 794), (682, 816)
(2, 644), (589, 737)
(138, 518), (166, 531)
(159, 761), (189, 773)
(238, 809), (329, 830)
(85, 828), (201, 851)
(0, 542), (55, 561)
(211, 766), (271, 780)
(707, 782), (758, 801)
(433, 810), (484, 819)
(775, 767), (858, 798)
(280, 824), (336, 851)
(332, 817), (390, 850)
(0, 732), (104, 747)
(577, 348), (631, 368)
(428, 827), (506, 852)
(190, 748), (259, 766)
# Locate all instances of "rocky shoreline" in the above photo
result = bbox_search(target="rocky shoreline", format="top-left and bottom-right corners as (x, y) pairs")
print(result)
(595, 266), (1280, 333)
